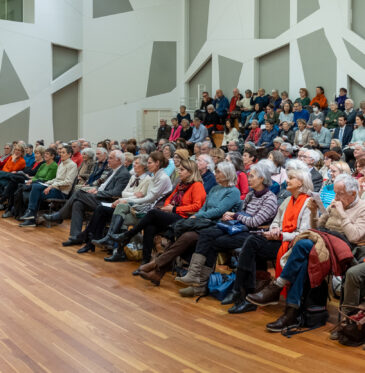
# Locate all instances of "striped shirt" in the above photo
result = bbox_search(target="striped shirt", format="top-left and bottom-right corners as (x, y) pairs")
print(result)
(235, 190), (278, 228)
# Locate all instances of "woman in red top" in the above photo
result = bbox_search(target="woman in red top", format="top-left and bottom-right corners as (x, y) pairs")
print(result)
(110, 159), (206, 265)
(309, 86), (328, 110)
(245, 119), (262, 145)
(226, 151), (249, 200)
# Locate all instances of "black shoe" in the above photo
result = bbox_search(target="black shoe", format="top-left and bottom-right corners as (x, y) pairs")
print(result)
(77, 243), (95, 254)
(2, 210), (13, 218)
(91, 236), (114, 248)
(104, 251), (126, 262)
(19, 219), (36, 227)
(110, 231), (131, 246)
(132, 269), (141, 276)
(228, 300), (257, 314)
(221, 290), (241, 305)
(62, 238), (84, 247)
(20, 209), (35, 220)
(0, 203), (6, 211)
(43, 212), (63, 224)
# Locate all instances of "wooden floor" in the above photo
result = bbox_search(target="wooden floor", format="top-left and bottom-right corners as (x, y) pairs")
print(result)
(0, 217), (363, 373)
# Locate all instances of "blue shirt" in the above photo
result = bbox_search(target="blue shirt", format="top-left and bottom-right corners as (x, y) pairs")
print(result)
(25, 153), (35, 168)
(164, 158), (175, 177)
(212, 96), (229, 117)
(202, 170), (217, 194)
(293, 109), (310, 125)
(320, 183), (335, 208)
(188, 124), (209, 143)
(257, 129), (278, 148)
(249, 111), (265, 125)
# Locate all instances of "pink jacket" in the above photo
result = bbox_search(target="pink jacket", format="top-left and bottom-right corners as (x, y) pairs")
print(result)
(169, 126), (182, 142)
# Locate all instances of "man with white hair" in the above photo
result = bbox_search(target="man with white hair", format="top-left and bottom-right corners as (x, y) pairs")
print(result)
(248, 173), (365, 332)
(344, 98), (356, 126)
(200, 141), (213, 155)
(299, 149), (323, 192)
(279, 142), (293, 163)
(312, 119), (331, 152)
(44, 150), (131, 246)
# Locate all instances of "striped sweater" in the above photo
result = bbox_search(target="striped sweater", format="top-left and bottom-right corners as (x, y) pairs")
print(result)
(235, 189), (278, 228)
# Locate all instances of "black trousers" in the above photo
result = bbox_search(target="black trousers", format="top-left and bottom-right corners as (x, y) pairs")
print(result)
(124, 209), (182, 262)
(234, 234), (281, 294)
(82, 205), (114, 241)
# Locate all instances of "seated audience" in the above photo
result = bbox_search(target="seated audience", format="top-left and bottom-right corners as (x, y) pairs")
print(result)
(195, 91), (213, 121)
(324, 101), (343, 130)
(187, 118), (209, 147)
(264, 104), (279, 125)
(162, 143), (176, 177)
(295, 88), (311, 107)
(203, 105), (221, 134)
(318, 150), (341, 180)
(310, 86), (328, 110)
(156, 119), (171, 142)
(177, 105), (191, 124)
(227, 140), (240, 152)
(293, 102), (310, 126)
(312, 119), (331, 152)
(209, 147), (225, 165)
(169, 118), (182, 142)
(245, 120), (262, 145)
(257, 122), (277, 149)
(238, 89), (254, 124)
(243, 148), (258, 172)
(212, 89), (230, 123)
(268, 150), (287, 186)
(228, 88), (243, 120)
(333, 115), (353, 147)
(75, 148), (95, 188)
(343, 98), (356, 126)
(279, 91), (293, 111)
(299, 149), (323, 192)
(349, 114), (365, 145)
(71, 141), (83, 168)
(221, 119), (239, 147)
(269, 89), (282, 111)
(171, 149), (189, 187)
(0, 143), (26, 190)
(308, 102), (325, 129)
(294, 119), (311, 147)
(250, 88), (269, 108)
(279, 103), (294, 126)
(179, 119), (193, 142)
(226, 151), (249, 200)
(197, 154), (216, 194)
(335, 87), (348, 112)
(24, 144), (35, 168)
(139, 140), (156, 155)
(0, 143), (12, 170)
(279, 142), (294, 163)
(247, 103), (265, 127)
(280, 121), (295, 144)
(273, 137), (283, 151)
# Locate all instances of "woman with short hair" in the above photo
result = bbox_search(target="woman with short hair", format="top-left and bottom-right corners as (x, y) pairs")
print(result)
(226, 151), (249, 200)
(243, 148), (258, 172)
(170, 149), (190, 187)
(75, 148), (95, 188)
(318, 150), (341, 181)
(197, 154), (216, 194)
(162, 143), (176, 177)
(209, 147), (225, 165)
(268, 150), (287, 186)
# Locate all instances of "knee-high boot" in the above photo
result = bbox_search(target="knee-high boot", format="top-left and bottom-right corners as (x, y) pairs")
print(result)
(92, 214), (125, 248)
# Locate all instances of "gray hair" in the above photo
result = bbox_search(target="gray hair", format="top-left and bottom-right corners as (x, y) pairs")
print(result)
(194, 142), (202, 149)
(81, 147), (95, 160)
(281, 142), (293, 154)
(217, 161), (237, 187)
(273, 137), (283, 144)
(207, 104), (215, 111)
(313, 119), (323, 126)
(198, 154), (215, 173)
(305, 149), (320, 164)
(96, 147), (108, 155)
(5, 142), (13, 150)
(287, 168), (313, 194)
(112, 150), (124, 163)
(345, 98), (354, 106)
(251, 159), (276, 186)
(251, 119), (259, 126)
(334, 174), (359, 194)
(286, 159), (309, 171)
(134, 154), (149, 170)
(162, 143), (176, 156)
(269, 150), (285, 167)
(181, 118), (190, 125)
(226, 151), (244, 172)
(201, 140), (213, 149)
(329, 101), (338, 108)
(140, 141), (156, 154)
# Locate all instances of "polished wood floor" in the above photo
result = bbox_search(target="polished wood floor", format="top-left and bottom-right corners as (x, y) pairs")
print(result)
(0, 216), (363, 373)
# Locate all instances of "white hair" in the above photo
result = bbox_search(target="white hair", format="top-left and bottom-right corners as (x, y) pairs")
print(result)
(198, 154), (215, 173)
(201, 141), (213, 149)
(112, 150), (125, 163)
(81, 147), (95, 160)
(96, 147), (108, 155)
(287, 168), (313, 195)
(305, 149), (320, 164)
(345, 98), (354, 106)
(313, 119), (323, 126)
(251, 159), (276, 186)
(217, 161), (237, 187)
(281, 142), (293, 154)
(286, 159), (309, 171)
(334, 174), (359, 194)
(207, 104), (215, 111)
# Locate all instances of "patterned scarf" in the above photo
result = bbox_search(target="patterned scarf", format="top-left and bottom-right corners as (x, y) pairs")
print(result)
(170, 182), (192, 206)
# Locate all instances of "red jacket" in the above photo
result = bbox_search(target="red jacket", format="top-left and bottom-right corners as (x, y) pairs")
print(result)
(236, 171), (249, 200)
(164, 182), (206, 218)
(72, 152), (83, 168)
(310, 94), (328, 109)
(245, 128), (262, 145)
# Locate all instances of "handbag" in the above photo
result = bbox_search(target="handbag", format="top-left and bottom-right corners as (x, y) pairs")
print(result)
(208, 272), (236, 301)
(173, 217), (215, 238)
(216, 220), (248, 235)
(337, 305), (365, 347)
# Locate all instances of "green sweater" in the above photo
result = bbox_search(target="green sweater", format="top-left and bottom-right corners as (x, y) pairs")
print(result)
(32, 161), (58, 182)
(325, 110), (343, 129)
(295, 97), (310, 107)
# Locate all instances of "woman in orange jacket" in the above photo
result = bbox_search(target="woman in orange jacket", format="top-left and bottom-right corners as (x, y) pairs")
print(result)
(110, 159), (206, 265)
(0, 143), (26, 189)
(309, 86), (328, 110)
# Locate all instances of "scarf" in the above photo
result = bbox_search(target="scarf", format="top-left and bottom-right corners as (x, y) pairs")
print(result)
(170, 182), (192, 207)
(275, 193), (309, 279)
(254, 187), (269, 198)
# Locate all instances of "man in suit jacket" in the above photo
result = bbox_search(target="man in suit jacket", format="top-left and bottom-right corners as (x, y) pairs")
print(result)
(333, 115), (353, 147)
(44, 150), (130, 245)
(294, 119), (312, 147)
(303, 149), (323, 192)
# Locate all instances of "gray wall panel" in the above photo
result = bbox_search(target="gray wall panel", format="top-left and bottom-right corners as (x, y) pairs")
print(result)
(52, 44), (79, 80)
(352, 0), (365, 39)
(344, 40), (365, 70)
(189, 58), (212, 108)
(0, 108), (29, 145)
(52, 81), (79, 141)
(93, 0), (133, 18)
(297, 0), (319, 22)
(259, 0), (290, 39)
(258, 45), (289, 93)
(0, 51), (29, 105)
(188, 0), (209, 66)
(349, 77), (365, 108)
(146, 41), (176, 97)
(298, 29), (337, 98)
(219, 56), (242, 99)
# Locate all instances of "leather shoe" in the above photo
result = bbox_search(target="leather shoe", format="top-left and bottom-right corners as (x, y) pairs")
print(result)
(91, 236), (114, 248)
(20, 209), (35, 220)
(43, 212), (63, 223)
(139, 269), (164, 285)
(266, 306), (300, 332)
(228, 300), (257, 314)
(104, 251), (126, 262)
(2, 210), (13, 218)
(139, 260), (156, 273)
(77, 243), (95, 254)
(62, 238), (84, 247)
(246, 281), (283, 306)
(110, 231), (131, 246)
(19, 219), (36, 227)
(221, 290), (241, 305)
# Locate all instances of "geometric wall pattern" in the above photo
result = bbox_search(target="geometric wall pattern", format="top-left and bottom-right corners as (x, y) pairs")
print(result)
(344, 40), (365, 70)
(188, 58), (212, 107)
(351, 0), (365, 40)
(52, 45), (79, 80)
(297, 0), (319, 22)
(259, 0), (290, 39)
(0, 108), (29, 143)
(0, 51), (29, 105)
(219, 56), (243, 98)
(93, 0), (133, 18)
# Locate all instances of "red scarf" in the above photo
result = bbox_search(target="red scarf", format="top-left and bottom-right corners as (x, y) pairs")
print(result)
(170, 182), (192, 207)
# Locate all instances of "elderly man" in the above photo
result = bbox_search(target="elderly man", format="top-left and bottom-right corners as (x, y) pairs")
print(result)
(312, 119), (331, 152)
(156, 119), (171, 143)
(250, 88), (269, 108)
(293, 102), (310, 126)
(228, 88), (243, 120)
(44, 150), (130, 245)
(200, 141), (213, 155)
(257, 121), (277, 148)
(279, 142), (293, 163)
(212, 89), (229, 123)
(80, 147), (109, 190)
(227, 140), (239, 152)
(299, 149), (323, 192)
(70, 141), (82, 168)
(344, 98), (356, 126)
(248, 174), (365, 332)
(187, 118), (209, 146)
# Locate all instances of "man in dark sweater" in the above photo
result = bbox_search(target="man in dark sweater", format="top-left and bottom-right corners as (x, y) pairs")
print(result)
(156, 119), (171, 142)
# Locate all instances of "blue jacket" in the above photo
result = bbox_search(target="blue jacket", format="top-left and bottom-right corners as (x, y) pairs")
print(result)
(249, 111), (265, 125)
(25, 153), (35, 168)
(195, 185), (241, 220)
(335, 95), (347, 112)
(188, 124), (209, 143)
(213, 96), (229, 117)
(257, 129), (278, 148)
(333, 125), (353, 147)
(293, 109), (310, 126)
(202, 170), (217, 194)
(251, 95), (270, 108)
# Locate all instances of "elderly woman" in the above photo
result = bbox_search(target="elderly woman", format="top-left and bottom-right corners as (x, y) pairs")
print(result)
(0, 143), (26, 179)
(320, 161), (351, 208)
(280, 121), (295, 144)
(226, 151), (249, 200)
(273, 137), (283, 151)
(76, 155), (152, 253)
(162, 143), (176, 177)
(106, 160), (206, 265)
(74, 148), (95, 190)
(179, 119), (193, 141)
(203, 104), (220, 134)
(0, 143), (13, 170)
(318, 150), (341, 181)
(209, 147), (225, 165)
(190, 142), (201, 161)
(228, 167), (313, 314)
(173, 160), (278, 297)
(91, 152), (172, 256)
(324, 101), (343, 130)
(221, 119), (239, 147)
(139, 141), (156, 155)
(242, 148), (258, 172)
(170, 149), (189, 187)
(268, 150), (287, 186)
(196, 154), (216, 193)
(139, 162), (242, 288)
(248, 174), (365, 332)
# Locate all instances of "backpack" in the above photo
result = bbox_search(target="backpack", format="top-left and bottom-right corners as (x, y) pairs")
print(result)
(208, 272), (236, 301)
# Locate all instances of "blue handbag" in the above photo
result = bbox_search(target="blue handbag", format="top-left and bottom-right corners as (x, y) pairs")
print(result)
(216, 220), (248, 235)
(208, 272), (236, 301)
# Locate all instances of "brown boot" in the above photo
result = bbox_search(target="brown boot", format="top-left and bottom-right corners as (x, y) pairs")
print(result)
(254, 270), (272, 293)
(266, 306), (300, 332)
(246, 281), (283, 306)
(139, 268), (165, 286)
(139, 260), (156, 273)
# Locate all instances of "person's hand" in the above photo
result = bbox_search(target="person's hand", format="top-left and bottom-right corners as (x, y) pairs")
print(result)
(330, 200), (345, 216)
(160, 204), (174, 213)
(134, 191), (144, 198)
(264, 227), (281, 240)
(87, 188), (98, 194)
(26, 179), (32, 185)
(222, 211), (235, 221)
(190, 215), (196, 219)
(307, 198), (318, 214)
(111, 198), (125, 208)
(43, 186), (52, 195)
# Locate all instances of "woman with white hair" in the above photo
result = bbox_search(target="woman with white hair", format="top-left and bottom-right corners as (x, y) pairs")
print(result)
(226, 151), (249, 200)
(74, 148), (95, 190)
(196, 154), (217, 193)
(162, 143), (176, 177)
(138, 161), (242, 289)
(173, 160), (278, 297)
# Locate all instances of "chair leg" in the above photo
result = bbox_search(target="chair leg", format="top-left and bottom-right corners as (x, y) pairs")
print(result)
(46, 203), (53, 228)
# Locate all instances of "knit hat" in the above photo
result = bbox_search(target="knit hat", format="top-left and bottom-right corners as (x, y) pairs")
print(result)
(174, 149), (189, 161)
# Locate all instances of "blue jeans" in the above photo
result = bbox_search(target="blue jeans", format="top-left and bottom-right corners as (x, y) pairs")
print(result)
(280, 239), (313, 308)
(241, 111), (252, 124)
(28, 183), (66, 214)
